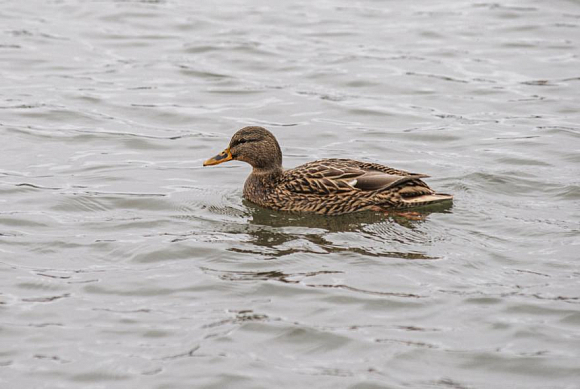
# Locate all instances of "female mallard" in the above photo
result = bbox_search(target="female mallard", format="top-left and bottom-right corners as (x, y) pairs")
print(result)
(204, 126), (452, 215)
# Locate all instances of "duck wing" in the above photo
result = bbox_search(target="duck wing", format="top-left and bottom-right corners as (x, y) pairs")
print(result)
(282, 159), (430, 195)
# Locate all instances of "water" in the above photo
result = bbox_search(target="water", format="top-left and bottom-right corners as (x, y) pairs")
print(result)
(1, 0), (579, 388)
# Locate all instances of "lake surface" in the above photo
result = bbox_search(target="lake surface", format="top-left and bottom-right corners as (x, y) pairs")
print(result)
(1, 0), (579, 388)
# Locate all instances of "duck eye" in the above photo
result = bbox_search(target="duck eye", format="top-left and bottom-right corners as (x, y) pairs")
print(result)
(232, 138), (255, 147)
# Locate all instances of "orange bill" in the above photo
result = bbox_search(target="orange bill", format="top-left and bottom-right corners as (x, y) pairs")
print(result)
(203, 148), (233, 166)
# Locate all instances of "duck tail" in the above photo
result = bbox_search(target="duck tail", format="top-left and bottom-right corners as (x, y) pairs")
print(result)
(400, 193), (453, 207)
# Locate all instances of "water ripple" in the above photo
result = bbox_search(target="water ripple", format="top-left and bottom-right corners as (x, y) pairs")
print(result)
(1, 0), (579, 388)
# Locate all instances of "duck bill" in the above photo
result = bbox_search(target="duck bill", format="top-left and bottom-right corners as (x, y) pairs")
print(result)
(203, 148), (233, 166)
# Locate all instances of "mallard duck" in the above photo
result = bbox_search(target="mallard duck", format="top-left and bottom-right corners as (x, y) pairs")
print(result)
(203, 126), (452, 215)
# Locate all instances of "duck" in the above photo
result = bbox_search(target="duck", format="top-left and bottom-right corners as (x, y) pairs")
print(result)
(203, 126), (452, 215)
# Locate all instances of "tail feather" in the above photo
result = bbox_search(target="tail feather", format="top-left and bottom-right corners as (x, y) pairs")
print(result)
(400, 193), (453, 207)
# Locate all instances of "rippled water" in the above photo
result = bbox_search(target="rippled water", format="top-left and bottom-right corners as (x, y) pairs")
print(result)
(1, 0), (579, 388)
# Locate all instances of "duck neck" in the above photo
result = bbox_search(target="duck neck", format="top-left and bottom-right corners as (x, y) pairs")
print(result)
(251, 165), (283, 177)
(244, 166), (283, 204)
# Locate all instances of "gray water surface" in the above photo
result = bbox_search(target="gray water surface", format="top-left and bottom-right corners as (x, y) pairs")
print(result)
(1, 1), (580, 388)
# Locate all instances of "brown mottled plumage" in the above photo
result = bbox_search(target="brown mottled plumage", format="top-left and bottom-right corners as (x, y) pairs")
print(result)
(203, 126), (452, 215)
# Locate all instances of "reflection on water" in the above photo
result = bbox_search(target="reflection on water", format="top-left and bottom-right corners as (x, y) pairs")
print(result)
(201, 267), (425, 298)
(227, 201), (453, 260)
(246, 200), (453, 230)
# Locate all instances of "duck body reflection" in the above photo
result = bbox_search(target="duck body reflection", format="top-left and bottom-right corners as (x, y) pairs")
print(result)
(224, 200), (453, 261)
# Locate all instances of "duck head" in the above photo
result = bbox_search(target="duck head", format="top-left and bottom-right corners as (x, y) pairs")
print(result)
(203, 126), (282, 171)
